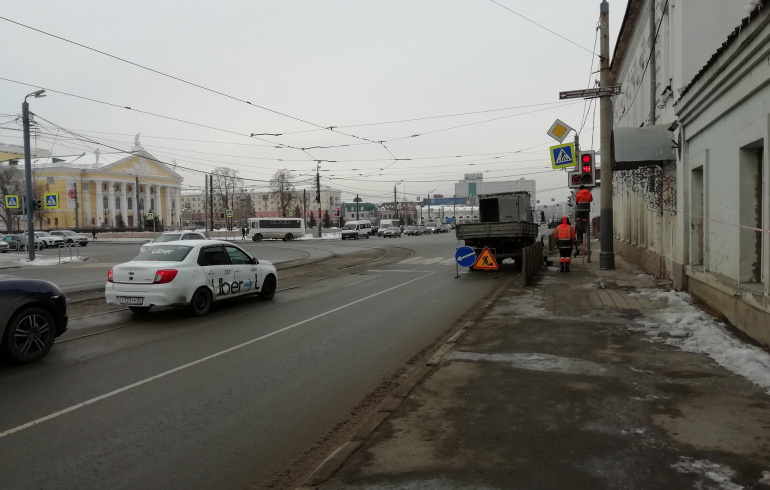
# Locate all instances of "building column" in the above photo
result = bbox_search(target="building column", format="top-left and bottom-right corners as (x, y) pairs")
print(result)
(144, 184), (152, 218)
(94, 180), (104, 226)
(154, 185), (163, 226)
(120, 182), (128, 227)
(107, 181), (116, 227)
(165, 186), (173, 229)
(83, 181), (92, 225)
(174, 187), (181, 227)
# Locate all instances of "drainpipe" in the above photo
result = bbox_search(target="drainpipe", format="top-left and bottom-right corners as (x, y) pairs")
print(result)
(649, 0), (657, 126)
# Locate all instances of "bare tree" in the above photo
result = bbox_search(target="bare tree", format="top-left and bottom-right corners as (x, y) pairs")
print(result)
(269, 169), (297, 217)
(211, 167), (245, 230)
(0, 166), (22, 231)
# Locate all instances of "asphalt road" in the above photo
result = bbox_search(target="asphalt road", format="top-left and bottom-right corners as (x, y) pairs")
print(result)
(0, 233), (503, 489)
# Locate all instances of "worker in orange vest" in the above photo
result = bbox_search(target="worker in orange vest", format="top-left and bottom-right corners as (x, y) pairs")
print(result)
(554, 216), (576, 272)
(574, 185), (593, 249)
(575, 185), (593, 204)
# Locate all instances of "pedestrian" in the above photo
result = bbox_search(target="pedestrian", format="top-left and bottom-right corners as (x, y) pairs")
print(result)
(91, 227), (97, 240)
(553, 216), (576, 272)
(241, 227), (246, 240)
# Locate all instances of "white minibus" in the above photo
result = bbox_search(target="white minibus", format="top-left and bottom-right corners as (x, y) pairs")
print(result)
(247, 218), (306, 242)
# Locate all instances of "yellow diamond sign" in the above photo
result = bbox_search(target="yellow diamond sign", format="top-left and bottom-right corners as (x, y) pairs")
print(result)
(547, 119), (573, 143)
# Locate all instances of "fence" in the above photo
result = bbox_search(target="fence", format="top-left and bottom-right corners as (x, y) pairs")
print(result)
(520, 242), (543, 286)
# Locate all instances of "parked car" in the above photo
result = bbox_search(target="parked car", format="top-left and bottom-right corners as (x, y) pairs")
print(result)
(49, 230), (89, 246)
(3, 235), (44, 251)
(33, 231), (65, 248)
(0, 241), (8, 253)
(383, 227), (402, 238)
(140, 231), (207, 252)
(0, 276), (68, 363)
(106, 240), (277, 316)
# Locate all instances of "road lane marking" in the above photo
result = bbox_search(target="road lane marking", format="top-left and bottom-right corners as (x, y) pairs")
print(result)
(0, 272), (434, 439)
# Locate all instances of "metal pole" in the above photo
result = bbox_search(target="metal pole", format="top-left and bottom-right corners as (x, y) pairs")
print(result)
(356, 194), (359, 220)
(316, 166), (321, 237)
(74, 182), (79, 230)
(22, 99), (35, 260)
(599, 0), (615, 269)
(209, 174), (214, 233)
(394, 186), (398, 220)
(649, 0), (657, 127)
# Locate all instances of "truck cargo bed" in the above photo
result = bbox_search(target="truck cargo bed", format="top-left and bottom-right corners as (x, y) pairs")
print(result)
(455, 221), (539, 240)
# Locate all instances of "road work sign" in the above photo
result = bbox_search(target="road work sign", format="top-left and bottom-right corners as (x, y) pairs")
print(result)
(455, 246), (476, 268)
(44, 193), (59, 209)
(549, 143), (576, 169)
(5, 195), (19, 208)
(473, 247), (499, 270)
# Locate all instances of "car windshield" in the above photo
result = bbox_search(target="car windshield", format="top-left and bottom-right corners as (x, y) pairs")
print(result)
(134, 245), (193, 262)
(343, 224), (357, 230)
(36, 232), (52, 237)
(63, 231), (77, 236)
(153, 234), (183, 242)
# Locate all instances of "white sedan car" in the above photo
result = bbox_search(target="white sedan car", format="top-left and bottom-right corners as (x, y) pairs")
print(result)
(105, 240), (277, 316)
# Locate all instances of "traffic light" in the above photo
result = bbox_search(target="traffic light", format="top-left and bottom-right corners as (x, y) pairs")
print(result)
(33, 200), (42, 210)
(579, 150), (596, 187)
(335, 207), (340, 217)
(568, 170), (582, 189)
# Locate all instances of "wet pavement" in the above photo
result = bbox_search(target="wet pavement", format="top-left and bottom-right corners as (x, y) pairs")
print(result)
(301, 243), (770, 490)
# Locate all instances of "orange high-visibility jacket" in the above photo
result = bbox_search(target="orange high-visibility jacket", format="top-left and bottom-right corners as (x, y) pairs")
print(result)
(554, 217), (576, 241)
(575, 188), (593, 203)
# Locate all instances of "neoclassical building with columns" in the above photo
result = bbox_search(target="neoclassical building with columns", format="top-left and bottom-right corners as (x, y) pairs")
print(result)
(27, 141), (183, 229)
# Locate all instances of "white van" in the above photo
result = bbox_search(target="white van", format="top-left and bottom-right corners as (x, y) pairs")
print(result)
(341, 220), (372, 240)
(247, 218), (306, 242)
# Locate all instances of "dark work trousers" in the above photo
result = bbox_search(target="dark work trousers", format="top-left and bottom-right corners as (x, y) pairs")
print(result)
(557, 239), (573, 264)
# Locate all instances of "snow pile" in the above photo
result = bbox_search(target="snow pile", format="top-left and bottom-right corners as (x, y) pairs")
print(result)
(18, 256), (88, 266)
(671, 457), (742, 490)
(635, 289), (770, 394)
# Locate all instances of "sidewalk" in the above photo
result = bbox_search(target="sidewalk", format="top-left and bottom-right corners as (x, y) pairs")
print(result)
(304, 240), (770, 489)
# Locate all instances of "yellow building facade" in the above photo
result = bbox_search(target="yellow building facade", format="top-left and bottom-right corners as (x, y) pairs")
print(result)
(30, 147), (183, 229)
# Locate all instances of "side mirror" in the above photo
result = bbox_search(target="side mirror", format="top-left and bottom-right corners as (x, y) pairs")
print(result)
(250, 257), (258, 265)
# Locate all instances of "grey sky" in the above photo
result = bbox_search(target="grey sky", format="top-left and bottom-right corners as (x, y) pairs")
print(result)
(0, 0), (626, 204)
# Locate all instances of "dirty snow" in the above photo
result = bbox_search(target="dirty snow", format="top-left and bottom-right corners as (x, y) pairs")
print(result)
(446, 351), (609, 376)
(18, 257), (88, 266)
(671, 456), (742, 490)
(634, 289), (770, 394)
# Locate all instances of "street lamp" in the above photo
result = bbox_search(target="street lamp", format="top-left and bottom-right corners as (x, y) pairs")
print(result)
(23, 89), (46, 261)
(427, 188), (436, 220)
(394, 180), (403, 220)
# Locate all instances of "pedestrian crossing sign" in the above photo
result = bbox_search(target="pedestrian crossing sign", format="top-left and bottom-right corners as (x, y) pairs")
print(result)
(549, 142), (576, 169)
(44, 193), (59, 209)
(147, 212), (154, 220)
(5, 195), (19, 209)
(472, 247), (499, 270)
(226, 209), (233, 218)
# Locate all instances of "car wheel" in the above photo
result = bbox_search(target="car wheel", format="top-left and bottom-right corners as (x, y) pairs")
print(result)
(1, 307), (56, 364)
(129, 306), (151, 314)
(284, 234), (294, 242)
(259, 275), (276, 300)
(365, 234), (369, 239)
(341, 236), (346, 240)
(354, 234), (359, 240)
(189, 287), (213, 316)
(252, 234), (263, 242)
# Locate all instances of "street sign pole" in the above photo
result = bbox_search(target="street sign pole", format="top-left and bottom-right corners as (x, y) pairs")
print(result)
(22, 99), (35, 261)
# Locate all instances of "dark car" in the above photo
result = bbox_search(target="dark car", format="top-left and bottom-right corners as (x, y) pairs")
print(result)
(3, 234), (44, 251)
(0, 276), (68, 363)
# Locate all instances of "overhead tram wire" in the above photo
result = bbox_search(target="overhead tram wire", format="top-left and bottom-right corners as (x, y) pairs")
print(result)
(487, 0), (596, 56)
(0, 16), (390, 149)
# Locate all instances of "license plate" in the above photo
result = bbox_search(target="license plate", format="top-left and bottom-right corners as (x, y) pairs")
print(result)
(118, 297), (144, 305)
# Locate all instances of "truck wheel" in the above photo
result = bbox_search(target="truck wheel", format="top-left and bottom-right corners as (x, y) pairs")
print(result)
(252, 234), (263, 242)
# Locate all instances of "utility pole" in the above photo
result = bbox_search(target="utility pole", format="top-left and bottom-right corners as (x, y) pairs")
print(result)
(649, 0), (656, 127)
(394, 186), (398, 220)
(599, 0), (615, 269)
(356, 194), (359, 220)
(22, 92), (43, 260)
(209, 174), (214, 233)
(74, 182), (79, 230)
(204, 175), (209, 238)
(316, 164), (321, 237)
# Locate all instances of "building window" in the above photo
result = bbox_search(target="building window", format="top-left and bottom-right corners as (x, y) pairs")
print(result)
(115, 196), (120, 210)
(54, 218), (59, 226)
(102, 196), (108, 209)
(128, 197), (133, 210)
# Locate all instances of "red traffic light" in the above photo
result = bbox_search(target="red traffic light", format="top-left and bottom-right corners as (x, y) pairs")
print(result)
(582, 164), (592, 173)
(581, 153), (592, 164)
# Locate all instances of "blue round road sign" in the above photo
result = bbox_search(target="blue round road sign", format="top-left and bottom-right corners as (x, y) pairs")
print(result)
(455, 246), (476, 268)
